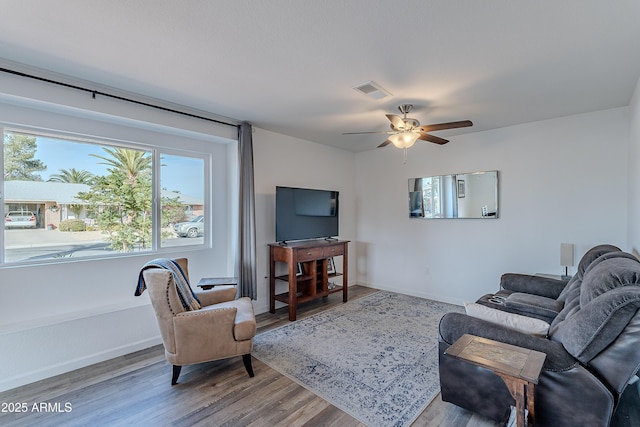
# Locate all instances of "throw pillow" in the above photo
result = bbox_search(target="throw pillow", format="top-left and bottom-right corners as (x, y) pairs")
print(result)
(464, 302), (550, 337)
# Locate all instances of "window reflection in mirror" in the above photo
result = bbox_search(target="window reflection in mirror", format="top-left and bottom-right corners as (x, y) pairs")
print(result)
(409, 170), (498, 219)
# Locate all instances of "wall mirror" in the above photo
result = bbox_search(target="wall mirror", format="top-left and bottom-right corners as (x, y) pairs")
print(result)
(408, 170), (499, 219)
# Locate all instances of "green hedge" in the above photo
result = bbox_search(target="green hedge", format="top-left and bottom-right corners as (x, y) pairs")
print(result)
(59, 219), (86, 232)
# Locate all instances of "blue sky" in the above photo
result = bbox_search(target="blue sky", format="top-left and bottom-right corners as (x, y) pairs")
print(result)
(35, 136), (204, 198)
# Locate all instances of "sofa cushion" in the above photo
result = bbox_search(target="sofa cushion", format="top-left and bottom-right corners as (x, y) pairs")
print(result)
(505, 293), (564, 319)
(557, 244), (620, 302)
(550, 254), (640, 330)
(500, 273), (568, 299)
(550, 287), (640, 363)
(464, 302), (550, 337)
(549, 294), (580, 330)
(580, 257), (640, 307)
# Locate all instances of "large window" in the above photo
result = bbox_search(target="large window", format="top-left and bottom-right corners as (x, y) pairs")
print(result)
(2, 128), (208, 264)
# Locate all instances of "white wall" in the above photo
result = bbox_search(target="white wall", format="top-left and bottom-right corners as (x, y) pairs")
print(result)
(628, 75), (640, 256)
(355, 108), (629, 305)
(0, 72), (238, 392)
(251, 128), (357, 315)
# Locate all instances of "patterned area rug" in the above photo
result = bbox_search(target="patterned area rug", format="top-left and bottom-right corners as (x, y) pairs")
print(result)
(253, 291), (464, 427)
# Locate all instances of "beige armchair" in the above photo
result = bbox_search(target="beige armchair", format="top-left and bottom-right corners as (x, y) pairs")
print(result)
(142, 258), (256, 385)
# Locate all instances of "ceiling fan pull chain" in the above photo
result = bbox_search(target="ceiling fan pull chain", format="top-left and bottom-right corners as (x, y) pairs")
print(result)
(403, 148), (408, 164)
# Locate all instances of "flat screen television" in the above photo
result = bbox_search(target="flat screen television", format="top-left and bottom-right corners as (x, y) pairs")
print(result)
(275, 186), (339, 243)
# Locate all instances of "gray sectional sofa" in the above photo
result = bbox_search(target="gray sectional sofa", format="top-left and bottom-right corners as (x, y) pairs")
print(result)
(438, 245), (640, 426)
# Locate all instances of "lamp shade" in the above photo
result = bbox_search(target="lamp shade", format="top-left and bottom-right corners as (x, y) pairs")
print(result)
(560, 243), (574, 267)
(388, 131), (420, 149)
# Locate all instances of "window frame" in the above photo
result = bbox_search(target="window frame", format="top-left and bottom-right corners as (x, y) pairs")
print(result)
(1, 124), (213, 266)
(154, 148), (210, 250)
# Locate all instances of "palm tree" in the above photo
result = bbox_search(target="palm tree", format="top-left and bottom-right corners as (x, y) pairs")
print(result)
(82, 147), (153, 252)
(47, 168), (94, 218)
(47, 168), (94, 184)
(90, 147), (151, 184)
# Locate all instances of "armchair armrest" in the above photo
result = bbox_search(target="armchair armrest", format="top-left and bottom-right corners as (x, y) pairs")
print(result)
(439, 312), (577, 371)
(172, 307), (239, 364)
(500, 273), (569, 299)
(174, 306), (238, 337)
(195, 287), (237, 307)
(176, 298), (256, 341)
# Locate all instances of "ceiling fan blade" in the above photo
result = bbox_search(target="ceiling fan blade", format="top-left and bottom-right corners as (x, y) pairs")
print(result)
(378, 140), (392, 148)
(418, 133), (449, 145)
(418, 120), (473, 133)
(342, 131), (392, 135)
(386, 114), (405, 130)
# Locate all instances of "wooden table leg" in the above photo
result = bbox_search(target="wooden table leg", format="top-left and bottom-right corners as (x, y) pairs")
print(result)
(269, 258), (276, 314)
(288, 261), (297, 321)
(526, 381), (536, 426)
(497, 374), (528, 427)
(342, 246), (348, 302)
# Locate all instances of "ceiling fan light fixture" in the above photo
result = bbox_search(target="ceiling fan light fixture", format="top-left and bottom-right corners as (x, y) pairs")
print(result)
(389, 131), (420, 149)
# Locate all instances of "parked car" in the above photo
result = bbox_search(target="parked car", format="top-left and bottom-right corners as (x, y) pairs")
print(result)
(173, 215), (204, 238)
(5, 211), (37, 229)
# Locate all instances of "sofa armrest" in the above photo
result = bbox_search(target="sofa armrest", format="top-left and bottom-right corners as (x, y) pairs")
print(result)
(439, 312), (577, 371)
(195, 287), (237, 307)
(500, 273), (569, 299)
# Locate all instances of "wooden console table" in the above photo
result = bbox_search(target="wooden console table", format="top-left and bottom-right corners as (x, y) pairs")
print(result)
(269, 240), (349, 321)
(445, 334), (546, 427)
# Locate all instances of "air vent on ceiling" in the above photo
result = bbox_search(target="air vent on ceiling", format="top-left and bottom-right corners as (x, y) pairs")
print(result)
(352, 81), (391, 100)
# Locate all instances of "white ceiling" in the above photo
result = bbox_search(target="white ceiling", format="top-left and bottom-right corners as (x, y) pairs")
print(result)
(1, 0), (640, 152)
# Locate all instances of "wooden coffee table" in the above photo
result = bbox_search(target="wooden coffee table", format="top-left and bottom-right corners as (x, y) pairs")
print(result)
(445, 334), (546, 427)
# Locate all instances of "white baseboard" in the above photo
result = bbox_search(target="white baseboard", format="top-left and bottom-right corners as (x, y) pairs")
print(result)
(357, 281), (463, 306)
(0, 337), (162, 393)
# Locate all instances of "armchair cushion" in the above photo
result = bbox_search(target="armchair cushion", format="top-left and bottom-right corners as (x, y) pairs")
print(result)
(464, 302), (550, 337)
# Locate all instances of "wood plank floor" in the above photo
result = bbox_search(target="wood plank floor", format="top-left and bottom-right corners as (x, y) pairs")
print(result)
(1, 285), (637, 426)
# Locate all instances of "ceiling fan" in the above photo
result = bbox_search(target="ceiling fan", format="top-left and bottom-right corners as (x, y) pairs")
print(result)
(343, 104), (473, 159)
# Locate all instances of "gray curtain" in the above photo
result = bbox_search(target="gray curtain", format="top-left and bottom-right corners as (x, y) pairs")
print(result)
(237, 122), (257, 299)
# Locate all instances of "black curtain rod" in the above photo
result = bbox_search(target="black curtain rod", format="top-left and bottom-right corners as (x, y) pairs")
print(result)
(0, 67), (238, 129)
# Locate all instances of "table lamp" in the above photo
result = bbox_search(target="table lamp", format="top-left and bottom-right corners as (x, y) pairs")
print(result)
(560, 243), (574, 279)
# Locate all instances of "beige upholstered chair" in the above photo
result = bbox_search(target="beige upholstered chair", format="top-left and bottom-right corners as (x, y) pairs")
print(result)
(142, 258), (256, 385)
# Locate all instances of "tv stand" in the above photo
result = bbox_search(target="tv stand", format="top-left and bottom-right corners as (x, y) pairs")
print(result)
(269, 239), (349, 321)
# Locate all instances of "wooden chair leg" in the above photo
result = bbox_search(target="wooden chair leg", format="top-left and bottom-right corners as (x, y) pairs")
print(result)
(171, 365), (182, 385)
(242, 354), (255, 377)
